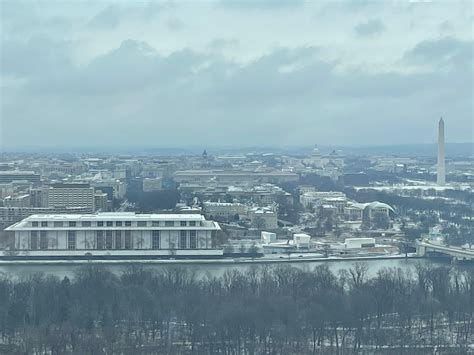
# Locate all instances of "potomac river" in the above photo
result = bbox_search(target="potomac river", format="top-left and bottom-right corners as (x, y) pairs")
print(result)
(0, 256), (466, 280)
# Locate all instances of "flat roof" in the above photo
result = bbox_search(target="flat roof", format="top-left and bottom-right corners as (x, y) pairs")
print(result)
(21, 213), (206, 220)
(49, 183), (91, 188)
(0, 171), (38, 175)
(203, 202), (244, 206)
(175, 170), (298, 176)
(4, 213), (221, 231)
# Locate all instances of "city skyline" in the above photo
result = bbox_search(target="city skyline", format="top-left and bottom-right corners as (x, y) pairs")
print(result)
(1, 2), (473, 352)
(1, 1), (473, 148)
(2, 140), (473, 159)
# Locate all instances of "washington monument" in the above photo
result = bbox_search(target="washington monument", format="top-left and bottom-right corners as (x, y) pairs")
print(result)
(437, 117), (446, 185)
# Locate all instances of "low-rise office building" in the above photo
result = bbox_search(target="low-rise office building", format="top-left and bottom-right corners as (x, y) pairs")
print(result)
(300, 191), (346, 209)
(174, 169), (299, 184)
(248, 207), (278, 229)
(180, 182), (292, 205)
(4, 212), (222, 259)
(346, 202), (394, 220)
(91, 180), (127, 199)
(202, 202), (248, 220)
(343, 205), (364, 221)
(3, 194), (31, 208)
(0, 171), (40, 185)
(143, 178), (163, 192)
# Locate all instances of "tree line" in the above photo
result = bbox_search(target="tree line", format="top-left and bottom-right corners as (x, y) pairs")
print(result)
(0, 263), (473, 354)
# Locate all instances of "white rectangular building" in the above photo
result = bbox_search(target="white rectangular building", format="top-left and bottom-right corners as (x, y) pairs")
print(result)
(203, 201), (248, 220)
(4, 212), (222, 259)
(345, 237), (375, 249)
(261, 231), (276, 244)
(293, 233), (311, 249)
(300, 191), (346, 209)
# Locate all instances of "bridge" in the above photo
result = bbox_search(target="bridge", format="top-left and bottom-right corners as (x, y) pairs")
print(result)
(416, 240), (474, 261)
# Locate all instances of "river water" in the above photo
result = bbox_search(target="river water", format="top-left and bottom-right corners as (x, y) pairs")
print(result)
(0, 258), (462, 280)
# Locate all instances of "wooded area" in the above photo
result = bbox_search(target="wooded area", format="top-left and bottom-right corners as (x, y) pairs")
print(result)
(0, 263), (472, 354)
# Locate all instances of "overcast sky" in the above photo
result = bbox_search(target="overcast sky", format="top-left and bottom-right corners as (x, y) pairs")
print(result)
(1, 0), (473, 149)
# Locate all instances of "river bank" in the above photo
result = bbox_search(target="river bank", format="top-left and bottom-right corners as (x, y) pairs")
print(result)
(0, 253), (421, 266)
(0, 254), (462, 280)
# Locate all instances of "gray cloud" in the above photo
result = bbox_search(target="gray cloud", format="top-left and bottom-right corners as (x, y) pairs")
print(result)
(217, 0), (306, 11)
(404, 37), (473, 70)
(354, 19), (385, 37)
(208, 38), (239, 51)
(87, 5), (121, 29)
(166, 17), (185, 31)
(86, 2), (174, 29)
(1, 1), (472, 148)
(439, 20), (454, 33)
(2, 37), (472, 147)
(1, 37), (72, 78)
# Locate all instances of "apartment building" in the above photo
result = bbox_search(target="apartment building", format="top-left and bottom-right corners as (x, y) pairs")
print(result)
(47, 183), (95, 212)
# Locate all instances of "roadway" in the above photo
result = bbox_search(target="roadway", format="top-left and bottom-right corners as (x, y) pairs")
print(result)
(416, 240), (474, 260)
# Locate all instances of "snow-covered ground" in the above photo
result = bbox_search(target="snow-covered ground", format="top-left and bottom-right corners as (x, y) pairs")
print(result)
(355, 182), (471, 192)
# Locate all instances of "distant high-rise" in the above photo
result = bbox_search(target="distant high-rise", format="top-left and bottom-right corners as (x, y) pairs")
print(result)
(437, 117), (446, 186)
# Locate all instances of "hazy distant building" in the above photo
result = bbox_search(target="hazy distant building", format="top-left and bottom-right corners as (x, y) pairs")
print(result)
(30, 188), (48, 207)
(339, 173), (369, 186)
(174, 169), (299, 185)
(0, 184), (15, 199)
(300, 191), (346, 209)
(298, 185), (316, 194)
(305, 145), (323, 168)
(0, 171), (40, 185)
(345, 202), (394, 221)
(3, 194), (31, 208)
(142, 162), (176, 179)
(91, 180), (126, 199)
(179, 182), (292, 205)
(41, 163), (85, 177)
(202, 202), (248, 221)
(437, 117), (446, 186)
(143, 178), (163, 192)
(94, 192), (110, 212)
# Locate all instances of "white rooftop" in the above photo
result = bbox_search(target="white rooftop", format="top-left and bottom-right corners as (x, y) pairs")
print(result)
(203, 202), (244, 206)
(22, 212), (206, 221)
(0, 170), (37, 175)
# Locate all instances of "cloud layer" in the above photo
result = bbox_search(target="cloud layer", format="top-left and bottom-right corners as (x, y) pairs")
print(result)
(1, 1), (473, 148)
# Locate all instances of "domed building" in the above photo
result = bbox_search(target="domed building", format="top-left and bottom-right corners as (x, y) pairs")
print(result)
(344, 201), (394, 221)
(305, 145), (323, 168)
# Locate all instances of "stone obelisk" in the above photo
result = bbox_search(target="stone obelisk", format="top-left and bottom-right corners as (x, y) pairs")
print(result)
(437, 117), (446, 185)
